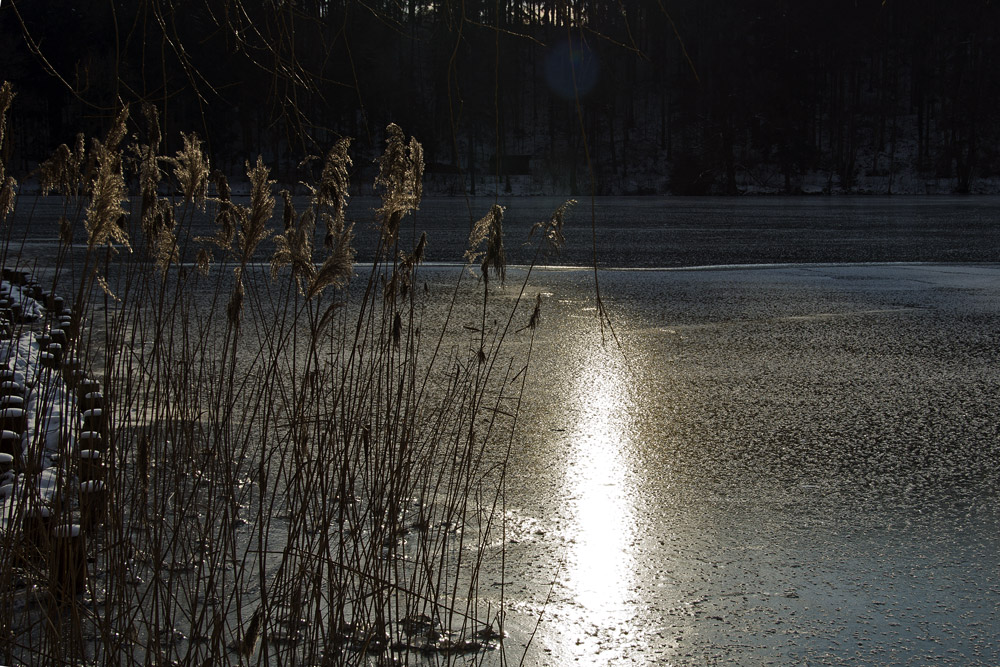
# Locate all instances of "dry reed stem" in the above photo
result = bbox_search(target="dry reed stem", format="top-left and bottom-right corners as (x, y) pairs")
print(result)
(0, 112), (543, 666)
(0, 82), (16, 219)
(227, 266), (244, 326)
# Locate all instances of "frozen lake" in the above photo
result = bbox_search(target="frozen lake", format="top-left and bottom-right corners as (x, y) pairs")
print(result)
(487, 261), (1000, 666)
(404, 195), (1000, 268)
(9, 195), (1000, 268)
(5, 195), (1000, 664)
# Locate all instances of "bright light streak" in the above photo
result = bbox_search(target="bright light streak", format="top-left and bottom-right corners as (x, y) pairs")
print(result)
(562, 343), (636, 623)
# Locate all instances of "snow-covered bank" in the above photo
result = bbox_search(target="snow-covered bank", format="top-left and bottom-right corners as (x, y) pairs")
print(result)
(0, 275), (105, 608)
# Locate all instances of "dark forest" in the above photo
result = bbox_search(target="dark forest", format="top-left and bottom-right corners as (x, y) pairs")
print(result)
(2, 1), (999, 195)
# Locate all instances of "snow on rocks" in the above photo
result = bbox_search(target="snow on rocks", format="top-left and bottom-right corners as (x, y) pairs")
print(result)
(0, 269), (108, 599)
(1, 271), (45, 324)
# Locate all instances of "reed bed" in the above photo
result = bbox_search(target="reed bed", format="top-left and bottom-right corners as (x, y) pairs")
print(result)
(0, 85), (573, 666)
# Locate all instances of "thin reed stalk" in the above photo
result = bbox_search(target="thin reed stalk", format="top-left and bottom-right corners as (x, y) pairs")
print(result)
(0, 94), (575, 666)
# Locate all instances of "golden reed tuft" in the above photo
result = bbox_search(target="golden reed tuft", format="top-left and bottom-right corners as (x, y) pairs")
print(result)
(137, 103), (163, 236)
(466, 203), (507, 286)
(270, 189), (315, 290)
(85, 107), (132, 253)
(306, 211), (354, 299)
(168, 132), (210, 209)
(531, 199), (576, 253)
(238, 156), (274, 263)
(374, 124), (424, 247)
(273, 137), (356, 299)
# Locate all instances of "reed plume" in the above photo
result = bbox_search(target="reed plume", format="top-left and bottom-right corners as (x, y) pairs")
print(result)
(312, 137), (356, 296)
(203, 170), (237, 251)
(275, 138), (356, 298)
(194, 169), (239, 274)
(95, 274), (120, 301)
(35, 129), (88, 200)
(531, 199), (575, 253)
(374, 124), (424, 246)
(168, 132), (210, 209)
(59, 215), (73, 245)
(0, 179), (14, 223)
(466, 204), (506, 285)
(38, 144), (72, 196)
(136, 103), (163, 236)
(236, 156), (274, 263)
(85, 107), (132, 252)
(0, 82), (13, 170)
(280, 187), (296, 231)
(317, 137), (351, 222)
(528, 292), (542, 330)
(384, 231), (426, 301)
(195, 247), (212, 276)
(152, 200), (179, 274)
(72, 132), (88, 191)
(306, 211), (354, 299)
(236, 606), (263, 659)
(271, 191), (316, 291)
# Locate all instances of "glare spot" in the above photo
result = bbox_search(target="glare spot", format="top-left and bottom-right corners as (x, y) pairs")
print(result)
(562, 342), (635, 623)
(545, 38), (600, 100)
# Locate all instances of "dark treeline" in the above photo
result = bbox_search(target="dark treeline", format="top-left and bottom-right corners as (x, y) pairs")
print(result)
(1, 0), (999, 195)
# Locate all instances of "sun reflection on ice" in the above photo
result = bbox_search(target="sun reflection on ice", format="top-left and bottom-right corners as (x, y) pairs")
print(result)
(562, 343), (637, 624)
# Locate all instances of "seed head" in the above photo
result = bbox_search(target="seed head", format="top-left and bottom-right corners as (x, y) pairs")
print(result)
(466, 204), (506, 286)
(318, 137), (352, 228)
(530, 199), (575, 253)
(306, 214), (354, 299)
(375, 124), (424, 246)
(85, 107), (132, 253)
(234, 157), (274, 263)
(169, 132), (210, 208)
(196, 247), (212, 276)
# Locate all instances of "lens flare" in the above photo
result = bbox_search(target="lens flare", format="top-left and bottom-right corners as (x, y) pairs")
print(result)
(545, 38), (600, 100)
